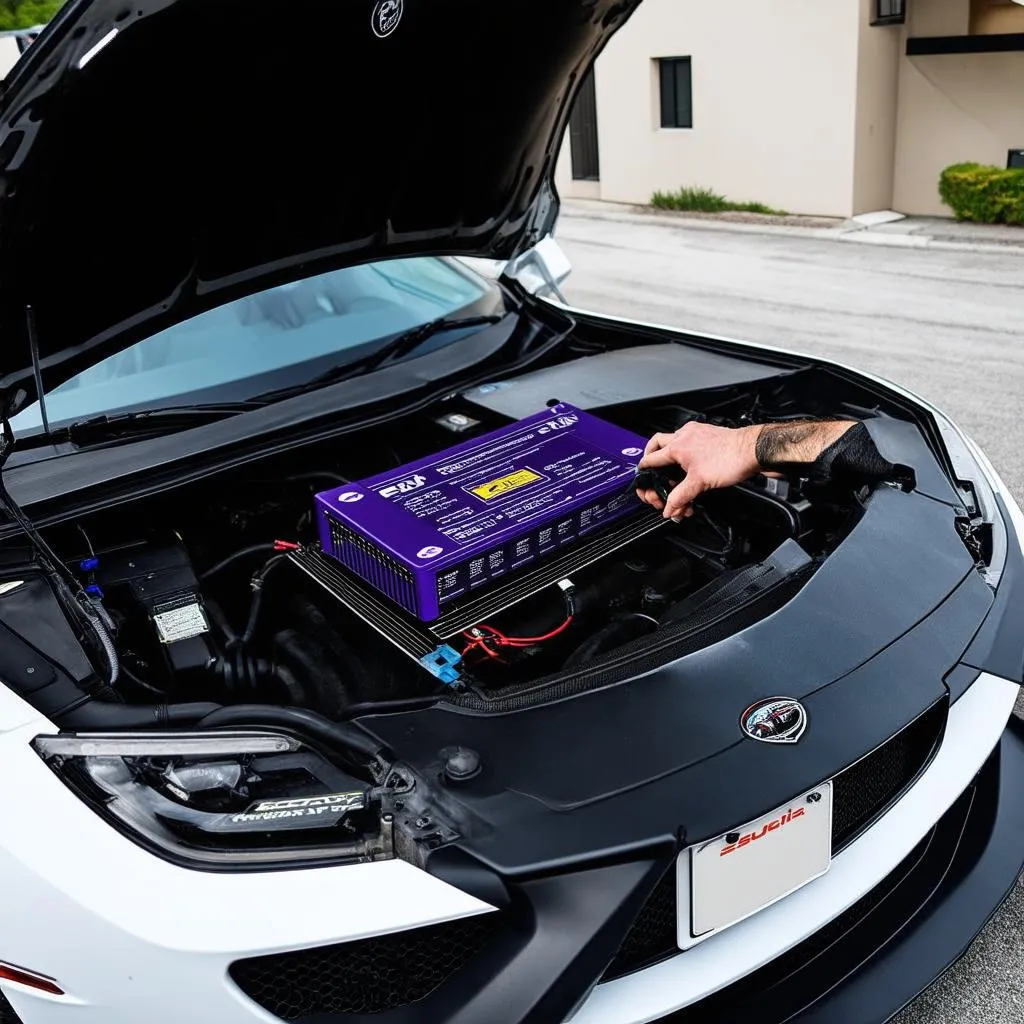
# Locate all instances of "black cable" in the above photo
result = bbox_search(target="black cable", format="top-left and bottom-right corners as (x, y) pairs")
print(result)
(199, 544), (276, 582)
(240, 554), (289, 647)
(119, 661), (168, 699)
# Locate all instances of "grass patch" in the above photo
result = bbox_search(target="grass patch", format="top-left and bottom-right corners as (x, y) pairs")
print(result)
(650, 186), (787, 216)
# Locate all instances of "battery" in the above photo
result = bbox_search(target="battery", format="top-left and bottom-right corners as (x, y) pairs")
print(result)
(315, 404), (649, 622)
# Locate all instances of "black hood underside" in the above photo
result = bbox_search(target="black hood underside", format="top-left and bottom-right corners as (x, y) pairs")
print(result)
(0, 0), (640, 415)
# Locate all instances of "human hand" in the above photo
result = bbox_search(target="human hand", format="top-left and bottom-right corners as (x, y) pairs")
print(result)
(636, 422), (762, 520)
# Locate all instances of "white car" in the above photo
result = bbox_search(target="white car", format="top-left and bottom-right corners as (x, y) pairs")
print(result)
(0, 3), (1020, 1024)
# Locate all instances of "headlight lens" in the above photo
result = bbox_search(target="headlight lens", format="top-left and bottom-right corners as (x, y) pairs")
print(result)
(33, 732), (391, 869)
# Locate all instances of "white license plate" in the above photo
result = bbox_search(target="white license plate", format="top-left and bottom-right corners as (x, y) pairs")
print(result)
(685, 782), (833, 939)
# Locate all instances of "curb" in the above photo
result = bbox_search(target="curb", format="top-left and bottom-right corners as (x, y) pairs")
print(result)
(558, 202), (1024, 257)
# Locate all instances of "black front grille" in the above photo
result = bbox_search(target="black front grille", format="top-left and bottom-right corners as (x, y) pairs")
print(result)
(830, 700), (945, 850)
(603, 864), (678, 981)
(230, 912), (503, 1021)
(601, 700), (946, 983)
(0, 990), (24, 1024)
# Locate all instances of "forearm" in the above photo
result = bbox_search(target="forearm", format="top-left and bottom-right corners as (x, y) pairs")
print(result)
(753, 420), (855, 472)
(637, 417), (906, 520)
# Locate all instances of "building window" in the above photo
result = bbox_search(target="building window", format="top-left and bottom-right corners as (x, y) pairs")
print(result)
(658, 57), (693, 129)
(872, 0), (906, 25)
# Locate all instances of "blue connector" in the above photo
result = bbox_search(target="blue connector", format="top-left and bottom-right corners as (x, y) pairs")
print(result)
(80, 558), (100, 572)
(85, 583), (104, 599)
(419, 645), (464, 688)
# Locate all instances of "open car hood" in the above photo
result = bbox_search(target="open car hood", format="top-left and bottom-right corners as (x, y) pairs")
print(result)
(0, 0), (638, 418)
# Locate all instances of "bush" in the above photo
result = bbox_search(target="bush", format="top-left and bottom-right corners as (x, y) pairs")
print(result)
(650, 186), (786, 216)
(0, 0), (65, 32)
(938, 163), (1024, 225)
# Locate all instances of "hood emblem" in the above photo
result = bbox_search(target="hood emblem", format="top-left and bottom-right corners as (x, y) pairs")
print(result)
(741, 698), (807, 744)
(372, 0), (404, 38)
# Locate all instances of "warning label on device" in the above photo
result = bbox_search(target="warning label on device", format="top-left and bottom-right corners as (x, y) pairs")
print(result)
(469, 468), (543, 502)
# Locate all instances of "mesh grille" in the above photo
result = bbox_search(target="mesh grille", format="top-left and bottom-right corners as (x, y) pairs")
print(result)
(601, 700), (945, 982)
(602, 863), (677, 981)
(831, 701), (945, 850)
(230, 912), (503, 1020)
(0, 990), (24, 1024)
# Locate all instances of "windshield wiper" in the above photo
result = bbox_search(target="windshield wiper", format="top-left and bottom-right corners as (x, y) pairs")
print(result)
(257, 313), (508, 404)
(61, 402), (264, 446)
(38, 315), (509, 449)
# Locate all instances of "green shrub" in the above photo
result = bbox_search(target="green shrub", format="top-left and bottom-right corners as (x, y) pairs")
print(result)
(939, 163), (1024, 225)
(650, 186), (786, 216)
(0, 1), (65, 32)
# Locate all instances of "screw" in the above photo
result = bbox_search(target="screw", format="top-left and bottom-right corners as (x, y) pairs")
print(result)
(415, 816), (431, 829)
(25, 666), (34, 675)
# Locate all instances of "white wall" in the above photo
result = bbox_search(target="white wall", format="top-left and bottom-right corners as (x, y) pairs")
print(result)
(0, 38), (22, 79)
(892, 0), (1024, 216)
(892, 51), (1024, 215)
(556, 0), (864, 217)
(852, 0), (901, 213)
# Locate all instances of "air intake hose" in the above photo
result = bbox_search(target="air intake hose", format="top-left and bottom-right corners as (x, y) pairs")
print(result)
(197, 705), (389, 764)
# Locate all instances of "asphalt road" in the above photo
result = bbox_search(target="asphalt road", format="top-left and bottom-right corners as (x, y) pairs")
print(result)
(555, 207), (1024, 1024)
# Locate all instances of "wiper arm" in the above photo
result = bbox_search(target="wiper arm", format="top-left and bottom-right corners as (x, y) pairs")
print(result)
(63, 402), (262, 446)
(256, 313), (507, 403)
(356, 314), (506, 376)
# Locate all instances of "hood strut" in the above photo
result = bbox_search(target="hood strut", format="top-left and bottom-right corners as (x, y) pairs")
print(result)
(0, 418), (118, 686)
(26, 305), (51, 440)
(0, 418), (73, 586)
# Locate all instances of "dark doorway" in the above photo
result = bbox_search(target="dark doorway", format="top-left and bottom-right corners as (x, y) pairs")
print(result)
(569, 67), (600, 181)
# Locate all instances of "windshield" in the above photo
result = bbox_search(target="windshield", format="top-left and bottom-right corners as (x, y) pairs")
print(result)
(12, 256), (502, 434)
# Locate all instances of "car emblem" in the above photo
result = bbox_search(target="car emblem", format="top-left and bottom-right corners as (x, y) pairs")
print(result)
(740, 697), (807, 744)
(372, 0), (404, 38)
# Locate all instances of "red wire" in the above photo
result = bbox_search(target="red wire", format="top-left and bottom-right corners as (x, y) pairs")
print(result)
(501, 615), (574, 645)
(462, 616), (574, 655)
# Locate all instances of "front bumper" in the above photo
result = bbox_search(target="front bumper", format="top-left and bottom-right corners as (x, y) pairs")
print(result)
(651, 717), (1024, 1024)
(0, 673), (1018, 1024)
(572, 672), (1022, 1024)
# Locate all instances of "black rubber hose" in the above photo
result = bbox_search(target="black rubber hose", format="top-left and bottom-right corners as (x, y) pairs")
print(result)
(338, 696), (441, 721)
(204, 598), (238, 647)
(58, 700), (223, 730)
(561, 614), (658, 671)
(197, 705), (388, 763)
(199, 544), (276, 583)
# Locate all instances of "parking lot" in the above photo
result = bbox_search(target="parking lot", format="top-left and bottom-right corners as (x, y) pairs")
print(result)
(557, 205), (1024, 1024)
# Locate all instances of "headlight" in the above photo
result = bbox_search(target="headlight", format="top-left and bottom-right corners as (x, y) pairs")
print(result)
(33, 732), (393, 870)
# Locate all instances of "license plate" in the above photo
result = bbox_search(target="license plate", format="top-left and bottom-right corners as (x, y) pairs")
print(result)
(686, 782), (833, 939)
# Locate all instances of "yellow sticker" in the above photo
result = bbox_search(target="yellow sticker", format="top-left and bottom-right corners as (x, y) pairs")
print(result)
(470, 469), (543, 501)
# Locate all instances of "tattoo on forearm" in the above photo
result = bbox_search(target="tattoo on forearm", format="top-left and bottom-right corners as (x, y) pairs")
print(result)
(754, 421), (822, 469)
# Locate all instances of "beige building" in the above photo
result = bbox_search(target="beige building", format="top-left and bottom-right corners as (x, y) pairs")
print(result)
(556, 0), (1024, 218)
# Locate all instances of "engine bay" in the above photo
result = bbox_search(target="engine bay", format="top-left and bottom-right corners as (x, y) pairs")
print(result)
(18, 373), (871, 726)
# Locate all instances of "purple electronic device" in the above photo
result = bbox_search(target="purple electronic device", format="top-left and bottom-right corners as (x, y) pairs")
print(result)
(315, 404), (649, 622)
